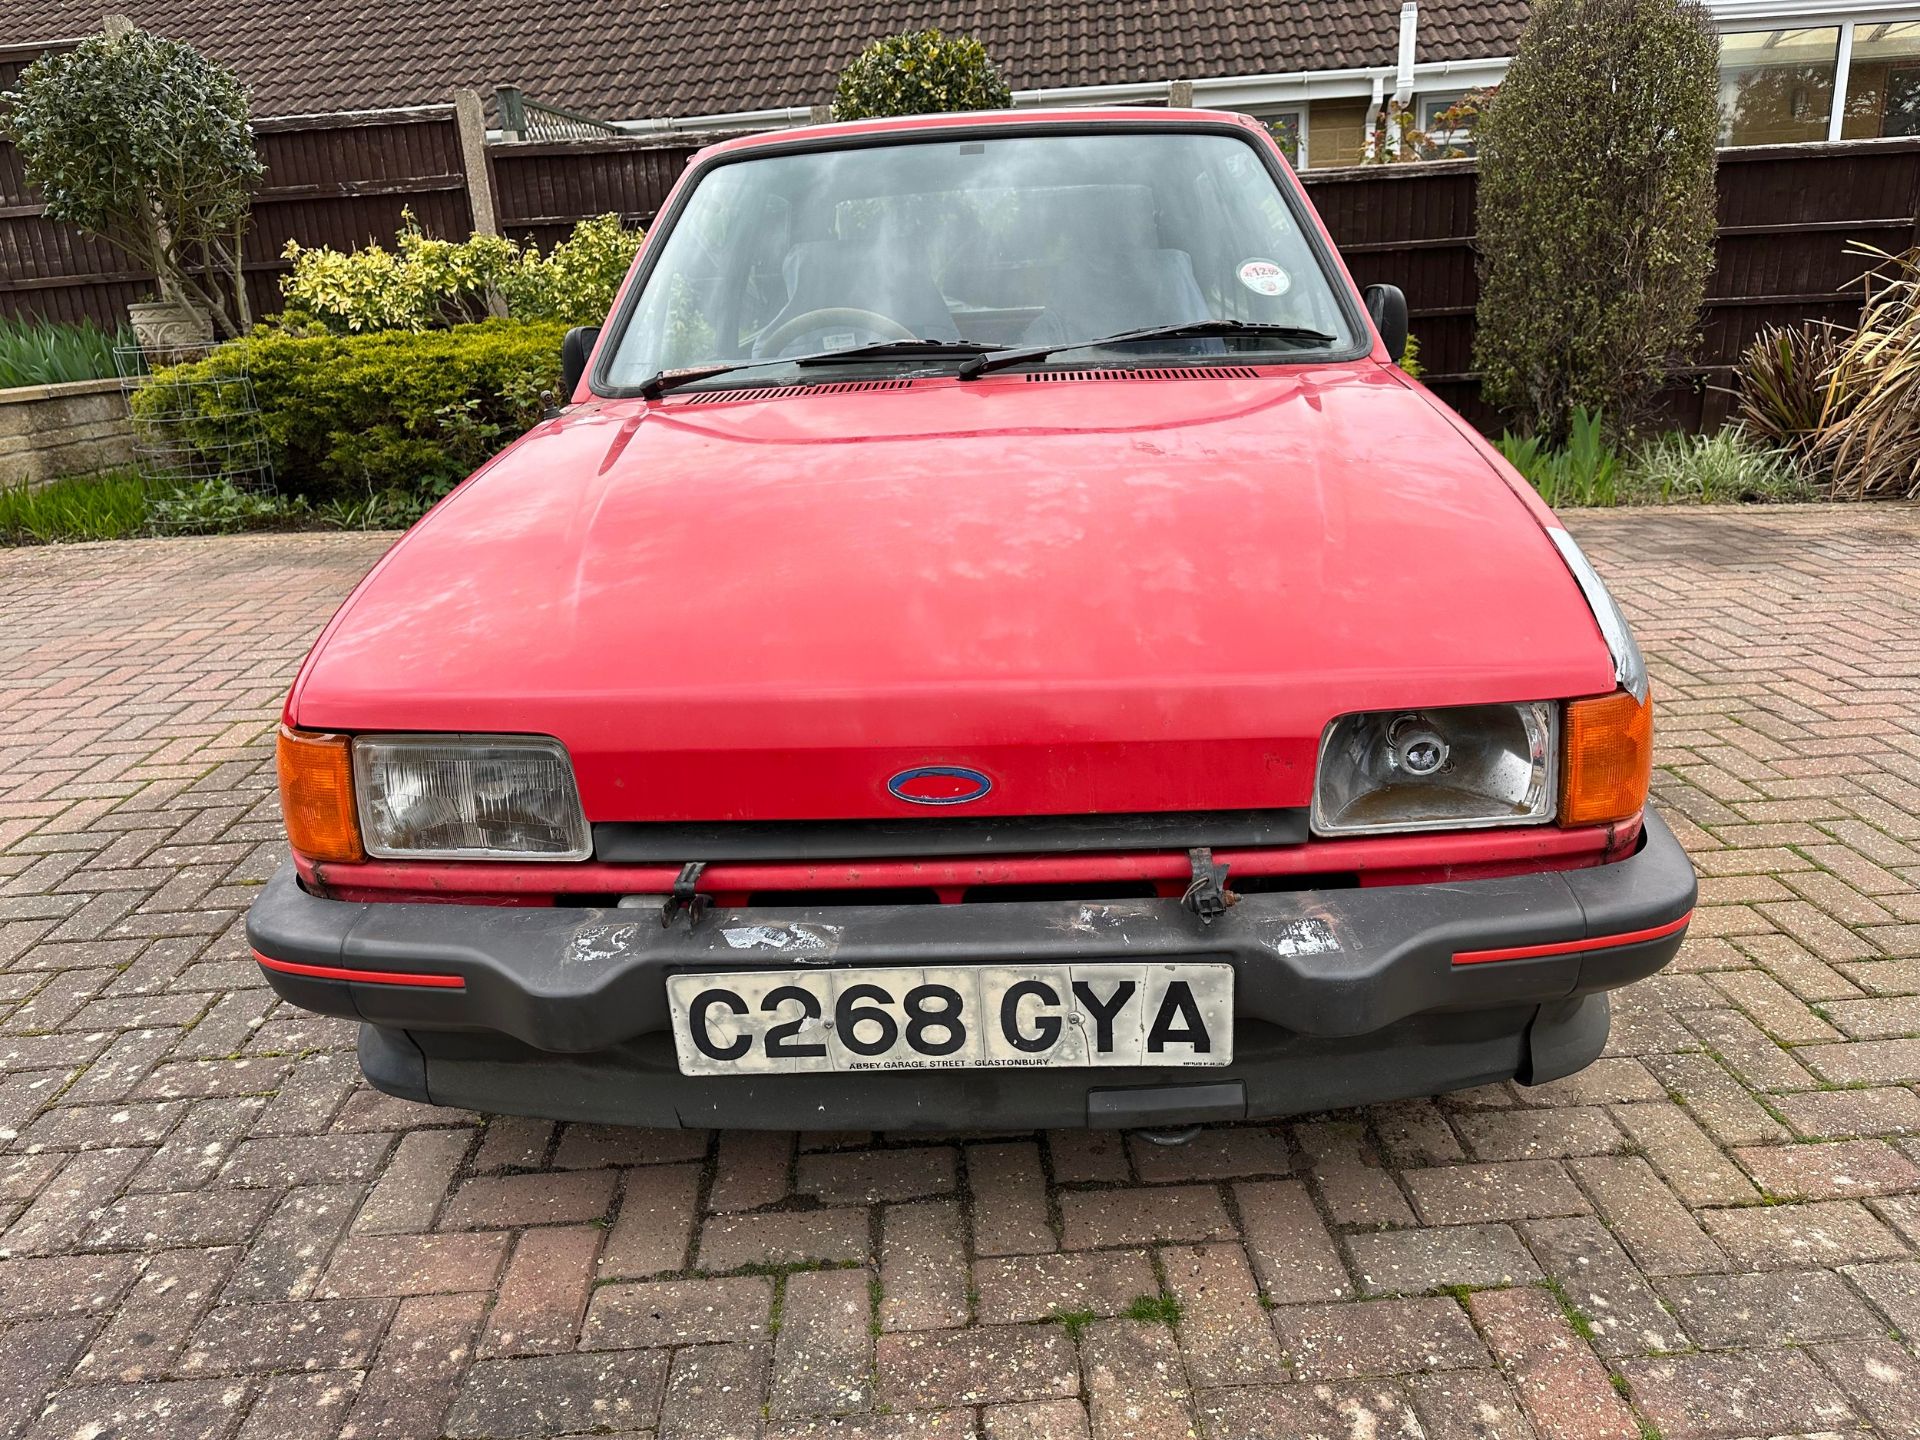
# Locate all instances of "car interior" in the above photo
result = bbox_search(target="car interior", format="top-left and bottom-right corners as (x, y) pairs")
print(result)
(613, 131), (1353, 378)
(745, 180), (1331, 356)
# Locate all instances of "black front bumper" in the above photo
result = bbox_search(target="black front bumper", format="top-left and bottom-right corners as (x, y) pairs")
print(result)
(247, 810), (1696, 1129)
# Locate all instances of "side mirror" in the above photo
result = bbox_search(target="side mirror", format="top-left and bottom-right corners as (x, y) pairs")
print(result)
(560, 326), (601, 401)
(1363, 284), (1409, 365)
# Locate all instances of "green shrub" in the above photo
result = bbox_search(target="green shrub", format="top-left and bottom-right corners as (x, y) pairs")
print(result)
(1473, 0), (1719, 443)
(147, 477), (309, 535)
(1495, 406), (1623, 506)
(312, 480), (454, 531)
(132, 318), (566, 501)
(280, 213), (642, 333)
(0, 316), (128, 388)
(500, 215), (643, 326)
(1397, 333), (1423, 380)
(1622, 429), (1814, 504)
(1497, 413), (1816, 508)
(279, 220), (519, 333)
(831, 30), (1012, 121)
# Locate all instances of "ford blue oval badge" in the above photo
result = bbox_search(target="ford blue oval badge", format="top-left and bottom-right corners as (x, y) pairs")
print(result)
(888, 766), (993, 806)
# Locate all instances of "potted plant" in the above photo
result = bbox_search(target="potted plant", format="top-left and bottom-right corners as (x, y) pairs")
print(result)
(1, 25), (264, 351)
(126, 292), (214, 356)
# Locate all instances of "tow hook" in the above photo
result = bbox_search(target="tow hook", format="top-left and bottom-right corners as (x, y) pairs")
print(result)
(660, 862), (711, 928)
(1136, 1126), (1202, 1147)
(1181, 847), (1238, 924)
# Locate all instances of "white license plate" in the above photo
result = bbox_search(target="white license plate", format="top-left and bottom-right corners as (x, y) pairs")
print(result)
(666, 963), (1234, 1076)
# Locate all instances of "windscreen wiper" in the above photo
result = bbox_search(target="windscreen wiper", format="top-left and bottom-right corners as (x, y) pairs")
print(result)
(795, 339), (1006, 366)
(955, 320), (1340, 379)
(638, 339), (1005, 399)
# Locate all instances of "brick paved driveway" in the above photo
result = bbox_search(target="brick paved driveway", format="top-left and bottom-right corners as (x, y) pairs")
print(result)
(4, 508), (1920, 1439)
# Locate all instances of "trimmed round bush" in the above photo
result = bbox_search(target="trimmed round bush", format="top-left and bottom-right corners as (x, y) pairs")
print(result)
(2, 28), (263, 337)
(831, 30), (1012, 121)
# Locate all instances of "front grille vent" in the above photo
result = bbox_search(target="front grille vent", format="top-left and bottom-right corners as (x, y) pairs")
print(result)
(677, 379), (915, 405)
(593, 807), (1310, 863)
(1025, 366), (1262, 383)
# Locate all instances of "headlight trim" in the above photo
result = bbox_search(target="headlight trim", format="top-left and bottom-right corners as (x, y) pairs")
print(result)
(1547, 527), (1649, 703)
(352, 732), (592, 862)
(1311, 701), (1560, 837)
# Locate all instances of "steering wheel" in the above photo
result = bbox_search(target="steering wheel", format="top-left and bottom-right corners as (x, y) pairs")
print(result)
(757, 306), (917, 358)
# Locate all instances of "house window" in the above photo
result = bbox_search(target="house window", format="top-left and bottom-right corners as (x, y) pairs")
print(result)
(1267, 110), (1307, 168)
(1720, 27), (1841, 145)
(1418, 92), (1480, 157)
(1841, 21), (1920, 139)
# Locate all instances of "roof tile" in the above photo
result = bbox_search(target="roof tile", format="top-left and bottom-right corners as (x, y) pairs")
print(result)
(0, 0), (1527, 121)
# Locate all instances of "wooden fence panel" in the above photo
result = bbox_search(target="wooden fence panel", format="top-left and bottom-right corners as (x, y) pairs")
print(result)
(1301, 137), (1920, 430)
(0, 88), (471, 332)
(1302, 160), (1483, 422)
(242, 110), (473, 321)
(489, 137), (698, 251)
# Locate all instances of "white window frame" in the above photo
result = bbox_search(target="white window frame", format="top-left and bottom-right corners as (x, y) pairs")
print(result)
(1831, 19), (1857, 137)
(1710, 2), (1920, 145)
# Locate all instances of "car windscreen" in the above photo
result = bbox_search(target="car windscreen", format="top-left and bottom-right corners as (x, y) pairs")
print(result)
(600, 129), (1361, 388)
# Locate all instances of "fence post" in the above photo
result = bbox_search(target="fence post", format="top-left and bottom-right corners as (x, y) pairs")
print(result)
(1911, 146), (1920, 250)
(496, 85), (527, 142)
(453, 89), (510, 320)
(454, 89), (501, 238)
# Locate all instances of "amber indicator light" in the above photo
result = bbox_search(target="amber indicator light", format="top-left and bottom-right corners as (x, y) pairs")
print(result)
(1561, 689), (1654, 828)
(276, 726), (364, 863)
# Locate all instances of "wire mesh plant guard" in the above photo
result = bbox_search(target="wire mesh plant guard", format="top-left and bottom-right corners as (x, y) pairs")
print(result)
(116, 341), (274, 490)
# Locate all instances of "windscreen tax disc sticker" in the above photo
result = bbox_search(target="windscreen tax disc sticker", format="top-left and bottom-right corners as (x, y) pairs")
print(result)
(1238, 258), (1291, 297)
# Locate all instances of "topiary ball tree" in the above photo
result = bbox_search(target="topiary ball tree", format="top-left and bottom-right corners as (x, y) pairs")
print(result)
(2, 27), (264, 338)
(1472, 0), (1719, 444)
(831, 29), (1013, 121)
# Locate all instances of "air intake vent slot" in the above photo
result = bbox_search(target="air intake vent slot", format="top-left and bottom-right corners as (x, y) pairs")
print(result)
(1025, 367), (1262, 383)
(677, 379), (915, 405)
(592, 807), (1310, 862)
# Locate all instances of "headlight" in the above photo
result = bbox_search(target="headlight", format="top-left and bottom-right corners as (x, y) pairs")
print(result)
(1312, 702), (1558, 836)
(353, 735), (591, 860)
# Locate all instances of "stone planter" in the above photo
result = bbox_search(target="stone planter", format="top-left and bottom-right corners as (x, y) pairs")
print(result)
(0, 379), (135, 488)
(126, 300), (215, 359)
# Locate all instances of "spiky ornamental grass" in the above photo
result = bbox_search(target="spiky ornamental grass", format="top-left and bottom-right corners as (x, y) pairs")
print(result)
(0, 316), (125, 388)
(1472, 0), (1720, 445)
(1735, 321), (1844, 469)
(1821, 244), (1920, 499)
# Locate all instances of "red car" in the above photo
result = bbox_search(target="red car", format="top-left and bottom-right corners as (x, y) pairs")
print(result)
(249, 108), (1695, 1132)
